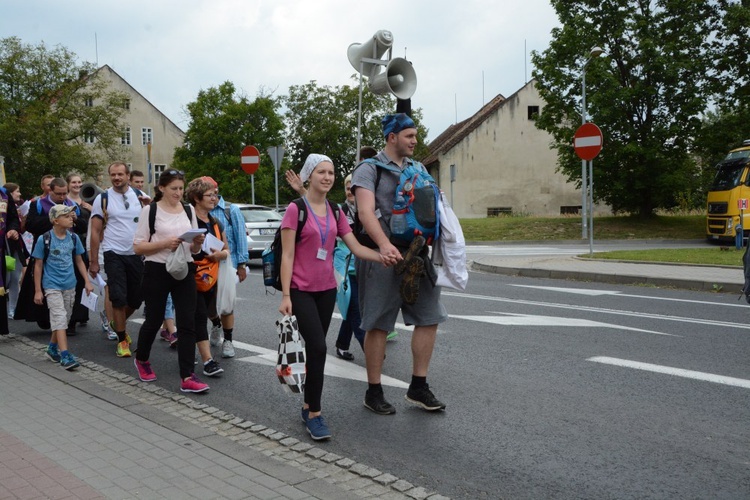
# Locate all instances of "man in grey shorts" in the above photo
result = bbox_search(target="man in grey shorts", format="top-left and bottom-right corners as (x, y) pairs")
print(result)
(351, 112), (448, 415)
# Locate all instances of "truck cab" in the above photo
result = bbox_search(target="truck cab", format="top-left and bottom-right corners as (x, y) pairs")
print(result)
(706, 140), (750, 241)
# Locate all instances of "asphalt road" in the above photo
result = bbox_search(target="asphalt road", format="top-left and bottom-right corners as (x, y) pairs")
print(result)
(11, 261), (750, 499)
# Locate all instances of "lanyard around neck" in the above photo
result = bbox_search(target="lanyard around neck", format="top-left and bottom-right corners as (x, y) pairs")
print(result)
(302, 197), (330, 247)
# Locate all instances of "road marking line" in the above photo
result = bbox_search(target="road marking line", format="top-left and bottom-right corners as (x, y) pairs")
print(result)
(587, 356), (750, 389)
(442, 291), (750, 331)
(450, 313), (672, 336)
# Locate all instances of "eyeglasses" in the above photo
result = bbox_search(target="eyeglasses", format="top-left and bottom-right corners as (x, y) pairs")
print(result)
(122, 193), (130, 210)
(202, 193), (218, 199)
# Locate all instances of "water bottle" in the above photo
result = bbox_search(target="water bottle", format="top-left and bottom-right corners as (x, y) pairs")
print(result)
(390, 192), (407, 235)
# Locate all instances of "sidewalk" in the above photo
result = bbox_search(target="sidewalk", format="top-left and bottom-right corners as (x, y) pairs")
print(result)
(471, 254), (744, 293)
(0, 334), (447, 500)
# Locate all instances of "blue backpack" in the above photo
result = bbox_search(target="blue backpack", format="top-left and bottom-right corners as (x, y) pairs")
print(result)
(359, 158), (440, 248)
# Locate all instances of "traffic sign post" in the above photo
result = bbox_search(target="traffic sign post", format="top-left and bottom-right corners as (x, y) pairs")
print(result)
(574, 123), (604, 256)
(241, 145), (260, 204)
(267, 146), (285, 210)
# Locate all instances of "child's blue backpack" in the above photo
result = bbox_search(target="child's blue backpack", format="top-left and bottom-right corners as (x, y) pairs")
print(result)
(360, 158), (440, 248)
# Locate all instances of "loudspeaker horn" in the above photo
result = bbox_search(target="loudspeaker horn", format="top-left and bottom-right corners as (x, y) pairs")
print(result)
(347, 29), (393, 78)
(81, 183), (104, 204)
(368, 58), (417, 100)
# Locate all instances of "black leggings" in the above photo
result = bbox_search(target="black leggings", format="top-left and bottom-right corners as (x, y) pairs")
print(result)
(290, 288), (336, 413)
(136, 261), (197, 379)
(195, 286), (215, 344)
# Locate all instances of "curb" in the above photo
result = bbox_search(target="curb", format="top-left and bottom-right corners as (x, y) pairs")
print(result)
(469, 260), (740, 294)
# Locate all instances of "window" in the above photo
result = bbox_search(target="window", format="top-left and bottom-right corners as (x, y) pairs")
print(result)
(123, 98), (130, 110)
(527, 105), (540, 120)
(560, 205), (581, 215)
(121, 127), (131, 145)
(487, 207), (512, 217)
(85, 97), (94, 107)
(153, 164), (167, 184)
(141, 127), (153, 145)
(84, 131), (96, 144)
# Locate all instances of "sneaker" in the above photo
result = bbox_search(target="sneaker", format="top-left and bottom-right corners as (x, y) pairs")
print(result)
(399, 256), (425, 305)
(336, 348), (354, 361)
(116, 340), (131, 358)
(45, 345), (61, 363)
(202, 359), (224, 377)
(169, 333), (178, 349)
(364, 389), (396, 415)
(301, 407), (309, 423)
(160, 329), (171, 341)
(125, 333), (132, 345)
(209, 324), (222, 346)
(134, 359), (156, 382)
(107, 328), (118, 341)
(60, 352), (79, 371)
(221, 340), (235, 358)
(306, 415), (331, 441)
(180, 374), (209, 393)
(405, 384), (446, 411)
(386, 330), (399, 341)
(8, 308), (14, 319)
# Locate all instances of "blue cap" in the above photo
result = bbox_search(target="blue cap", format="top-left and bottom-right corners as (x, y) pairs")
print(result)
(382, 113), (416, 138)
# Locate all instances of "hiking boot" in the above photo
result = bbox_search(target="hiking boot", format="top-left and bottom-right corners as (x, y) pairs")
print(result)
(399, 256), (425, 305)
(405, 384), (446, 411)
(394, 235), (426, 275)
(202, 359), (224, 377)
(116, 341), (131, 358)
(180, 374), (209, 393)
(221, 340), (235, 358)
(364, 388), (396, 415)
(46, 345), (61, 363)
(306, 415), (332, 441)
(336, 348), (354, 361)
(134, 359), (156, 382)
(210, 324), (222, 346)
(60, 352), (79, 371)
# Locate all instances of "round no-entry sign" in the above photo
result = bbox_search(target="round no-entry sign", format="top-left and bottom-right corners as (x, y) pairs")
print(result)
(574, 123), (603, 161)
(241, 145), (260, 175)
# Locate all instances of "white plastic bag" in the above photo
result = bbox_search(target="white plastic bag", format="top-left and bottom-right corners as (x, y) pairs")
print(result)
(275, 315), (306, 394)
(165, 244), (189, 280)
(433, 194), (468, 291)
(215, 258), (237, 316)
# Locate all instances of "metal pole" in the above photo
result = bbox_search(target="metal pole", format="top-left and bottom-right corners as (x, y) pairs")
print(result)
(356, 62), (364, 166)
(581, 67), (588, 239)
(589, 159), (594, 255)
(251, 174), (255, 205)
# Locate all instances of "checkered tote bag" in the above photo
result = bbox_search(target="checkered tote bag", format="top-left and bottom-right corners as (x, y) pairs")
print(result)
(275, 315), (306, 393)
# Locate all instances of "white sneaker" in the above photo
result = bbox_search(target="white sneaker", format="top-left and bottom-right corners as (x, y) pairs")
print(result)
(221, 340), (235, 358)
(210, 324), (222, 346)
(107, 327), (118, 341)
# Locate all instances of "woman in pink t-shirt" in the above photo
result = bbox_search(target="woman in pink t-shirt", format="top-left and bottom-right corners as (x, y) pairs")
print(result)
(278, 154), (394, 441)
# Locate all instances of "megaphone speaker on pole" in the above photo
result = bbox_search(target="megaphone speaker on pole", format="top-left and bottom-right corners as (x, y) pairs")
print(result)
(368, 58), (417, 99)
(347, 29), (393, 78)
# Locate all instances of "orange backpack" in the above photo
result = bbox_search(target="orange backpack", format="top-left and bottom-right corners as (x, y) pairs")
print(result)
(195, 215), (222, 292)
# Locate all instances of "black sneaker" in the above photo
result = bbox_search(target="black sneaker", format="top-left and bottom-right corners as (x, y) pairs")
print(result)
(364, 389), (396, 415)
(202, 359), (224, 377)
(405, 384), (446, 411)
(336, 348), (354, 361)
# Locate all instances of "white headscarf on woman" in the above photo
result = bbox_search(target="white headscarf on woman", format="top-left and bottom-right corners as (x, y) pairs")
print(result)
(299, 154), (333, 183)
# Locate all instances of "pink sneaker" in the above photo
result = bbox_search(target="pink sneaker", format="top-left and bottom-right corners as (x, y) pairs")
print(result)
(134, 359), (157, 382)
(160, 329), (171, 341)
(180, 374), (209, 393)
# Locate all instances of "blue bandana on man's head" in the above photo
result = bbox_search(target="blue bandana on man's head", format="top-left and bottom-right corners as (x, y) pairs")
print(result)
(382, 113), (416, 138)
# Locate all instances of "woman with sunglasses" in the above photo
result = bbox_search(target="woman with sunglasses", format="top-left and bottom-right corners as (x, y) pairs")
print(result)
(133, 170), (209, 393)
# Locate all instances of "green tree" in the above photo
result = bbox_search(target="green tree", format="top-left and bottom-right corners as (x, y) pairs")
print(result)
(172, 82), (285, 206)
(531, 1), (721, 216)
(0, 37), (128, 188)
(283, 79), (428, 201)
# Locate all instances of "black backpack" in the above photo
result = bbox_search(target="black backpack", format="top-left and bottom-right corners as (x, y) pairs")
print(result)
(262, 198), (340, 291)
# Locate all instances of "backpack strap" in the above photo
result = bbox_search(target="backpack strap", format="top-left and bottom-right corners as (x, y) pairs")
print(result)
(224, 202), (232, 227)
(291, 198), (340, 243)
(43, 231), (51, 262)
(149, 201), (193, 239)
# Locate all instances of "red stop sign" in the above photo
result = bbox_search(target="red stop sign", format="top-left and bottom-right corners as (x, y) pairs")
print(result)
(241, 145), (260, 175)
(574, 123), (603, 161)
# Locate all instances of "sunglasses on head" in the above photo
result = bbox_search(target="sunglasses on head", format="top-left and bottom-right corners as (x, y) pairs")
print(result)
(164, 169), (185, 177)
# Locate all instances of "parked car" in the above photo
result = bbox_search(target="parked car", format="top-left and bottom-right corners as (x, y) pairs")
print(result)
(232, 203), (283, 259)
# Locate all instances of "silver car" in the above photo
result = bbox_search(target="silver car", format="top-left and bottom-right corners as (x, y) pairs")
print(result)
(232, 203), (283, 258)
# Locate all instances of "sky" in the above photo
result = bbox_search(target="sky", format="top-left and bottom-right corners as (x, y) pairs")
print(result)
(2, 0), (560, 143)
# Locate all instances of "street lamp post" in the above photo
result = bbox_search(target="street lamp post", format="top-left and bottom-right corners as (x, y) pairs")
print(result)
(581, 46), (603, 239)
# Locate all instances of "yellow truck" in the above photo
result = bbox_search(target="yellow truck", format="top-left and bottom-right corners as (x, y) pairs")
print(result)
(706, 140), (750, 241)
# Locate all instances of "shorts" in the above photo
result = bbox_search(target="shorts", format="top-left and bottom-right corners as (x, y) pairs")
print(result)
(356, 260), (448, 332)
(103, 251), (144, 309)
(45, 289), (75, 332)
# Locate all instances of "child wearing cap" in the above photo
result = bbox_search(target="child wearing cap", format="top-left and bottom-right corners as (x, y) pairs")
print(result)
(31, 204), (94, 370)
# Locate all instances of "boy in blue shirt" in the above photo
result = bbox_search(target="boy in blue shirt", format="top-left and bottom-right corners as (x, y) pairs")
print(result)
(32, 205), (93, 370)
